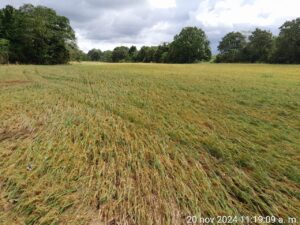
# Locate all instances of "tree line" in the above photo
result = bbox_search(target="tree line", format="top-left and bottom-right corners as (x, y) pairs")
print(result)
(87, 27), (211, 64)
(1, 4), (299, 64)
(87, 18), (300, 64)
(216, 19), (300, 64)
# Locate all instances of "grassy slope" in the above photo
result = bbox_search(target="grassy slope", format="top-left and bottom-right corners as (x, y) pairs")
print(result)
(0, 63), (299, 225)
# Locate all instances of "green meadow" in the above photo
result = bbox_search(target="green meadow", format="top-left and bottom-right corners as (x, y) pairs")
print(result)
(0, 63), (299, 224)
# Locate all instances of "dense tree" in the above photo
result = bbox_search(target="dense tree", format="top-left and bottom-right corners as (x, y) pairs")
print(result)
(168, 27), (211, 63)
(128, 45), (138, 61)
(272, 18), (300, 64)
(87, 49), (102, 61)
(216, 32), (247, 63)
(112, 46), (129, 62)
(21, 4), (75, 64)
(0, 5), (20, 62)
(154, 43), (170, 63)
(0, 6), (16, 40)
(101, 50), (113, 62)
(136, 46), (147, 62)
(0, 39), (9, 63)
(246, 28), (273, 62)
(0, 4), (76, 64)
(136, 46), (157, 62)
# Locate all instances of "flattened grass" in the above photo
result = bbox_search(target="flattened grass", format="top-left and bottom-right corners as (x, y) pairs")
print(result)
(0, 63), (299, 224)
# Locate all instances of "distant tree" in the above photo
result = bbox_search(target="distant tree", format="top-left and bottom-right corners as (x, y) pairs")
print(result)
(245, 28), (273, 62)
(128, 45), (138, 61)
(129, 46), (137, 55)
(154, 43), (170, 63)
(272, 18), (300, 64)
(101, 50), (113, 62)
(216, 32), (247, 63)
(0, 39), (9, 63)
(168, 27), (211, 63)
(160, 52), (169, 63)
(136, 46), (157, 62)
(136, 46), (147, 62)
(87, 49), (102, 61)
(112, 46), (129, 62)
(68, 43), (88, 61)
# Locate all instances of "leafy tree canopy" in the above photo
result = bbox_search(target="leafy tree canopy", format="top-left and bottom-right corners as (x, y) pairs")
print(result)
(246, 28), (273, 63)
(136, 46), (157, 62)
(0, 4), (76, 64)
(216, 32), (246, 63)
(112, 46), (129, 62)
(273, 18), (300, 64)
(169, 27), (211, 63)
(0, 38), (9, 63)
(87, 49), (102, 61)
(101, 50), (113, 62)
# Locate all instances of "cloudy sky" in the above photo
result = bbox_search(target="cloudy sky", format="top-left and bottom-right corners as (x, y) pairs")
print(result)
(1, 0), (299, 53)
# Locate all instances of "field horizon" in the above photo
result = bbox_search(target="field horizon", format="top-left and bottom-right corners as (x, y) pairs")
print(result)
(0, 63), (299, 225)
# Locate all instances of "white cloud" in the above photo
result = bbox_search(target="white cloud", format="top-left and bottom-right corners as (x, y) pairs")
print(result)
(148, 0), (176, 9)
(195, 0), (300, 28)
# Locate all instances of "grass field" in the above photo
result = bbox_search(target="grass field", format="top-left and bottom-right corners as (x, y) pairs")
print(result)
(0, 63), (299, 225)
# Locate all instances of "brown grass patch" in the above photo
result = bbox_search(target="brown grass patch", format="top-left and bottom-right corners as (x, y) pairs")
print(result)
(0, 80), (31, 87)
(0, 127), (33, 142)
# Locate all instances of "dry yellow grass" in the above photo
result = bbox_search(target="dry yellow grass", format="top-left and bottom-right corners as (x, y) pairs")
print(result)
(0, 63), (299, 224)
